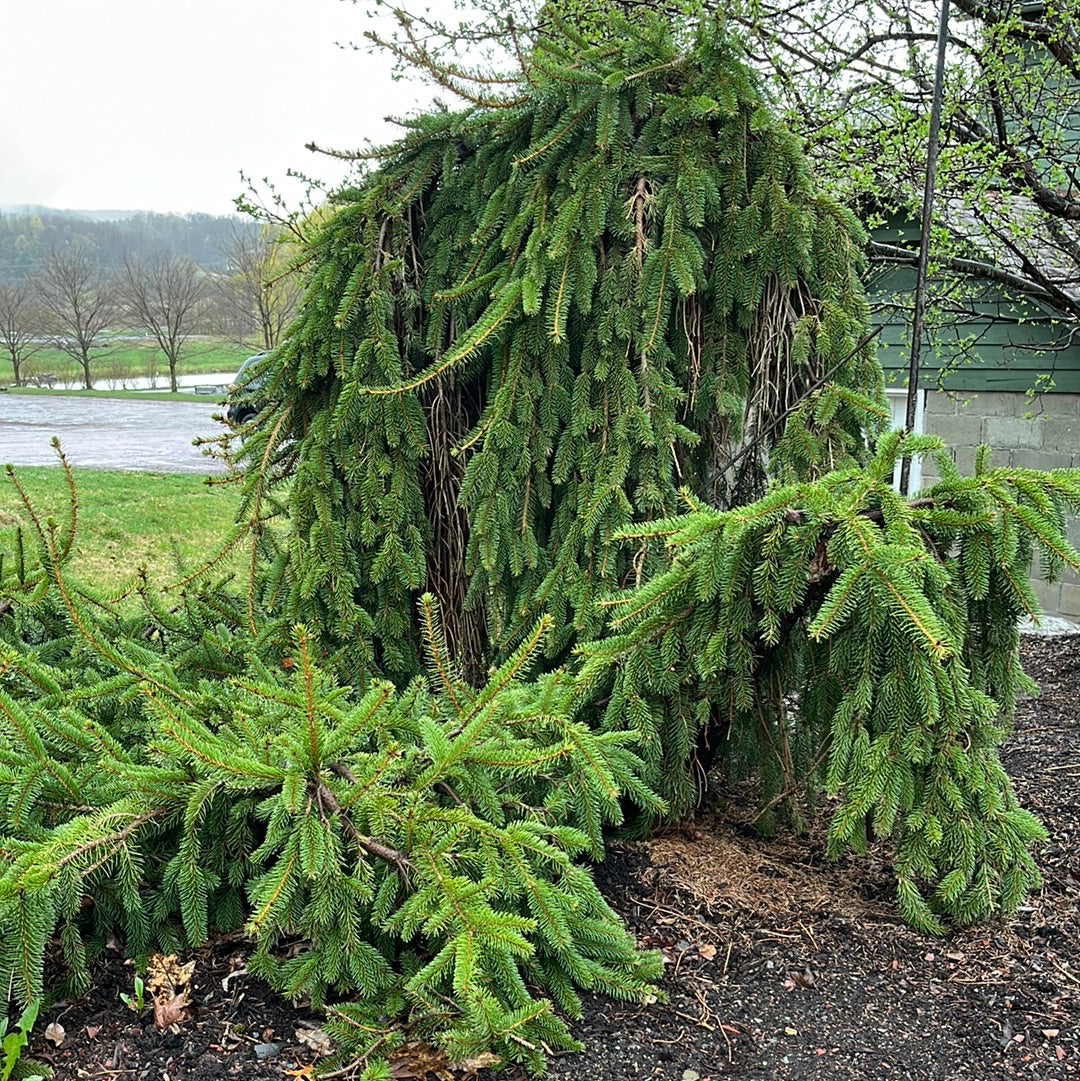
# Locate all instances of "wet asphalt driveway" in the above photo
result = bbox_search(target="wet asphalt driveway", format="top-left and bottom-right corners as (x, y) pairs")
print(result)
(0, 394), (226, 474)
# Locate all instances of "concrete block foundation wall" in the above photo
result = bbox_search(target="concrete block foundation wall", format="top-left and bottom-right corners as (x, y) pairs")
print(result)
(918, 390), (1080, 622)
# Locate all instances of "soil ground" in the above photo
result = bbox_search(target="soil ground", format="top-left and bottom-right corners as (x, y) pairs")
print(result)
(29, 635), (1080, 1081)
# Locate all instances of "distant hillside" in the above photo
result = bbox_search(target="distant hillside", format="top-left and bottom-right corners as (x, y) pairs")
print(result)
(1, 206), (142, 221)
(0, 208), (260, 279)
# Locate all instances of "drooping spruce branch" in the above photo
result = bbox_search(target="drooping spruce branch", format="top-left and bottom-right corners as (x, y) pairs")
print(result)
(0, 475), (660, 1072)
(577, 434), (1080, 931)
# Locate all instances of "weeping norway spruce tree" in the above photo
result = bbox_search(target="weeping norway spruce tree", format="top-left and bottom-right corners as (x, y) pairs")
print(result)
(247, 6), (886, 683)
(226, 5), (1080, 926)
(2, 5), (1080, 1073)
(239, 8), (882, 704)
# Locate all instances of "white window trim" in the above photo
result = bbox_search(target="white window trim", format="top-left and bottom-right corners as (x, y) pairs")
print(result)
(884, 387), (926, 493)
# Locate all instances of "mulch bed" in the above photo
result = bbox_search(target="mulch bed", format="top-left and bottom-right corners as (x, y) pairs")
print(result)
(29, 636), (1080, 1080)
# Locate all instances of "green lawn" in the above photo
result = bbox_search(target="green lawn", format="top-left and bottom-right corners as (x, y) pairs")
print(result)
(0, 467), (245, 593)
(5, 386), (219, 403)
(15, 338), (253, 388)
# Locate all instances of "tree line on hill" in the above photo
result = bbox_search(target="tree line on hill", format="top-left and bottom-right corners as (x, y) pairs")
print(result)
(0, 209), (301, 391)
(0, 208), (254, 279)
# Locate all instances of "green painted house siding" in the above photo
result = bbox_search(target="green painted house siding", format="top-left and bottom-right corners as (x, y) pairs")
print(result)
(870, 257), (1080, 394)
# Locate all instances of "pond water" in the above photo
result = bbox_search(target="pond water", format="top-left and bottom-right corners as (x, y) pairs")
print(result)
(0, 394), (227, 474)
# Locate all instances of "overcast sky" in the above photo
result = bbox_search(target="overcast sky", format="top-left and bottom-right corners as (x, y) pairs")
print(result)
(1, 0), (448, 216)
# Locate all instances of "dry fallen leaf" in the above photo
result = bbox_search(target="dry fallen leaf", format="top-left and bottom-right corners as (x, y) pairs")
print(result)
(153, 991), (191, 1029)
(145, 953), (196, 998)
(389, 1041), (455, 1081)
(451, 1050), (502, 1075)
(143, 952), (196, 1029)
(698, 943), (718, 960)
(43, 1021), (66, 1046)
(296, 1027), (334, 1056)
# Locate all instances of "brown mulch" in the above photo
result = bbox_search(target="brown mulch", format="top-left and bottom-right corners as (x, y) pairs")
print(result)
(29, 636), (1080, 1080)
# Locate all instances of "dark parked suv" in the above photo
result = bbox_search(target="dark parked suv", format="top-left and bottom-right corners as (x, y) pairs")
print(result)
(225, 352), (269, 426)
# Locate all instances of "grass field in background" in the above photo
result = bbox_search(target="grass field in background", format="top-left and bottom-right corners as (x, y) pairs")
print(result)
(6, 386), (218, 403)
(0, 467), (245, 594)
(16, 338), (254, 388)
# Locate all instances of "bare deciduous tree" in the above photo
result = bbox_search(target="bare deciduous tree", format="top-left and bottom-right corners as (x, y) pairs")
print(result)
(36, 244), (120, 389)
(726, 0), (1080, 330)
(214, 225), (302, 351)
(0, 278), (46, 386)
(122, 253), (206, 392)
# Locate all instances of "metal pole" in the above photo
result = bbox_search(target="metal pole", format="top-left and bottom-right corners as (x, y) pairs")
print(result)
(899, 0), (951, 495)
